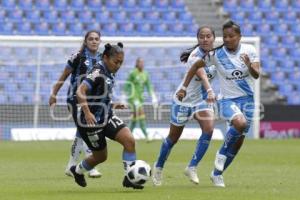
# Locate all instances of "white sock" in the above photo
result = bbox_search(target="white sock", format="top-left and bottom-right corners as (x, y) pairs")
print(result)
(67, 137), (83, 167)
(83, 142), (93, 158)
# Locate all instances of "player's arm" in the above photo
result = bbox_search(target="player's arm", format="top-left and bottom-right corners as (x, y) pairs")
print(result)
(76, 82), (97, 127)
(196, 68), (215, 104)
(145, 73), (157, 104)
(176, 59), (206, 101)
(49, 67), (72, 106)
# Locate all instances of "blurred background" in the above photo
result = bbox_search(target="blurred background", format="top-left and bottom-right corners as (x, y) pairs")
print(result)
(0, 0), (299, 140)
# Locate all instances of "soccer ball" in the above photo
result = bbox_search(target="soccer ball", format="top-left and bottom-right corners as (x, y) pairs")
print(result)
(126, 160), (151, 185)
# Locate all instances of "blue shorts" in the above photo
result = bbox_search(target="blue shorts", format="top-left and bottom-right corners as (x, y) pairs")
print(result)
(170, 101), (213, 126)
(218, 96), (254, 134)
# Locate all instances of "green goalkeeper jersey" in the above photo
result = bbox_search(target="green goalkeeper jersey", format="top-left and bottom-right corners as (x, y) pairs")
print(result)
(124, 68), (154, 103)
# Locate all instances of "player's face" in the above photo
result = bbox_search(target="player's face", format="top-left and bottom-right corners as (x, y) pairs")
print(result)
(198, 28), (215, 52)
(223, 27), (241, 51)
(85, 32), (101, 53)
(105, 53), (124, 73)
(136, 59), (144, 71)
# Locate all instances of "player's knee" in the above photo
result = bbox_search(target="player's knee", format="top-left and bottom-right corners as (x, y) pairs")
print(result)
(123, 136), (136, 152)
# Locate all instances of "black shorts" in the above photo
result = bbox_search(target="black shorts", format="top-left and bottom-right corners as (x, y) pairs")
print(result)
(77, 115), (126, 151)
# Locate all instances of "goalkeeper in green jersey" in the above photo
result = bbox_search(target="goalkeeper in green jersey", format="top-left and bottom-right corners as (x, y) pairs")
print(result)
(124, 58), (157, 141)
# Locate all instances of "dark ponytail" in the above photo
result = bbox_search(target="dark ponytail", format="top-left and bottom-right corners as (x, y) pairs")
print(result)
(102, 42), (124, 58)
(180, 26), (215, 63)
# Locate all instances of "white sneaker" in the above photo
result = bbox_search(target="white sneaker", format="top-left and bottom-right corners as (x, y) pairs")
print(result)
(152, 162), (163, 186)
(214, 152), (227, 172)
(65, 168), (73, 177)
(184, 166), (199, 184)
(88, 168), (102, 178)
(210, 171), (225, 187)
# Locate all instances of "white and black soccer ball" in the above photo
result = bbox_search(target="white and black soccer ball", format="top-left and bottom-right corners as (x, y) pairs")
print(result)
(126, 160), (151, 185)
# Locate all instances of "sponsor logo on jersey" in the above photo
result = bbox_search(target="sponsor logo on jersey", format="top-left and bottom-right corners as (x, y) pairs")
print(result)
(226, 70), (248, 80)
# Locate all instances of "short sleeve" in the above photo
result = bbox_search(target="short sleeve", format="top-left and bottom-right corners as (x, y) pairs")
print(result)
(66, 52), (80, 70)
(84, 68), (104, 91)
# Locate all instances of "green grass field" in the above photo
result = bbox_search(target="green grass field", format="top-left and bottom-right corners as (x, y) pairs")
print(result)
(0, 139), (299, 200)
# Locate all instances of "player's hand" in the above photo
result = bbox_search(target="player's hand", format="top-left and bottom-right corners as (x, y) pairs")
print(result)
(49, 95), (56, 107)
(113, 103), (128, 109)
(240, 54), (251, 68)
(206, 90), (216, 104)
(176, 89), (186, 101)
(85, 112), (97, 127)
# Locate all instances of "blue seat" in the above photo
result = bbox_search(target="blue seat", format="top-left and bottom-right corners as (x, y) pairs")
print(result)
(68, 23), (84, 36)
(223, 0), (237, 11)
(105, 0), (120, 11)
(87, 0), (102, 11)
(289, 70), (300, 83)
(51, 22), (67, 36)
(35, 0), (52, 11)
(34, 22), (49, 35)
(129, 11), (144, 23)
(273, 23), (289, 36)
(161, 11), (177, 23)
(282, 11), (297, 24)
(291, 0), (300, 11)
(0, 22), (14, 35)
(231, 11), (247, 24)
(16, 22), (32, 35)
(77, 10), (93, 23)
(241, 23), (255, 36)
(271, 71), (286, 82)
(95, 10), (111, 23)
(152, 24), (168, 36)
(102, 23), (118, 36)
(290, 23), (300, 36)
(274, 0), (290, 11)
(271, 47), (288, 59)
(171, 0), (186, 11)
(1, 0), (16, 10)
(139, 0), (153, 11)
(262, 35), (278, 48)
(264, 11), (280, 24)
(290, 47), (300, 59)
(86, 22), (101, 31)
(168, 23), (184, 36)
(43, 10), (58, 23)
(144, 11), (160, 24)
(248, 11), (263, 24)
(7, 9), (23, 23)
(287, 92), (300, 105)
(239, 0), (255, 11)
(184, 23), (198, 36)
(278, 82), (295, 95)
(25, 10), (41, 23)
(155, 0), (169, 11)
(256, 23), (271, 36)
(261, 59), (278, 73)
(0, 10), (6, 22)
(54, 0), (68, 11)
(70, 0), (85, 11)
(111, 11), (127, 23)
(281, 34), (297, 48)
(60, 10), (76, 23)
(136, 23), (152, 36)
(119, 22), (135, 36)
(178, 11), (194, 24)
(122, 0), (137, 11)
(278, 59), (296, 73)
(19, 0), (33, 11)
(257, 0), (273, 11)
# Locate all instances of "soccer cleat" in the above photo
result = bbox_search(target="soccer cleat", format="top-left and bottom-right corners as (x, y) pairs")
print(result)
(152, 162), (163, 186)
(214, 152), (227, 172)
(88, 168), (102, 178)
(184, 166), (199, 184)
(70, 166), (87, 187)
(210, 171), (225, 187)
(122, 176), (144, 189)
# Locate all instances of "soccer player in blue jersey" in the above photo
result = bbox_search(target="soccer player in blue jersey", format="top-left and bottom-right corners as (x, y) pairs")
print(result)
(152, 26), (217, 186)
(177, 20), (260, 187)
(49, 30), (102, 178)
(70, 42), (143, 189)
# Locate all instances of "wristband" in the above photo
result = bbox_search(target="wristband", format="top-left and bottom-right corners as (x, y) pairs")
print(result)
(207, 88), (213, 93)
(181, 86), (187, 91)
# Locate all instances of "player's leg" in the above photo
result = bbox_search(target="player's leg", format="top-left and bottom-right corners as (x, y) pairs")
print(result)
(152, 102), (190, 186)
(65, 130), (83, 176)
(129, 102), (137, 131)
(137, 106), (150, 141)
(185, 108), (214, 184)
(82, 142), (102, 178)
